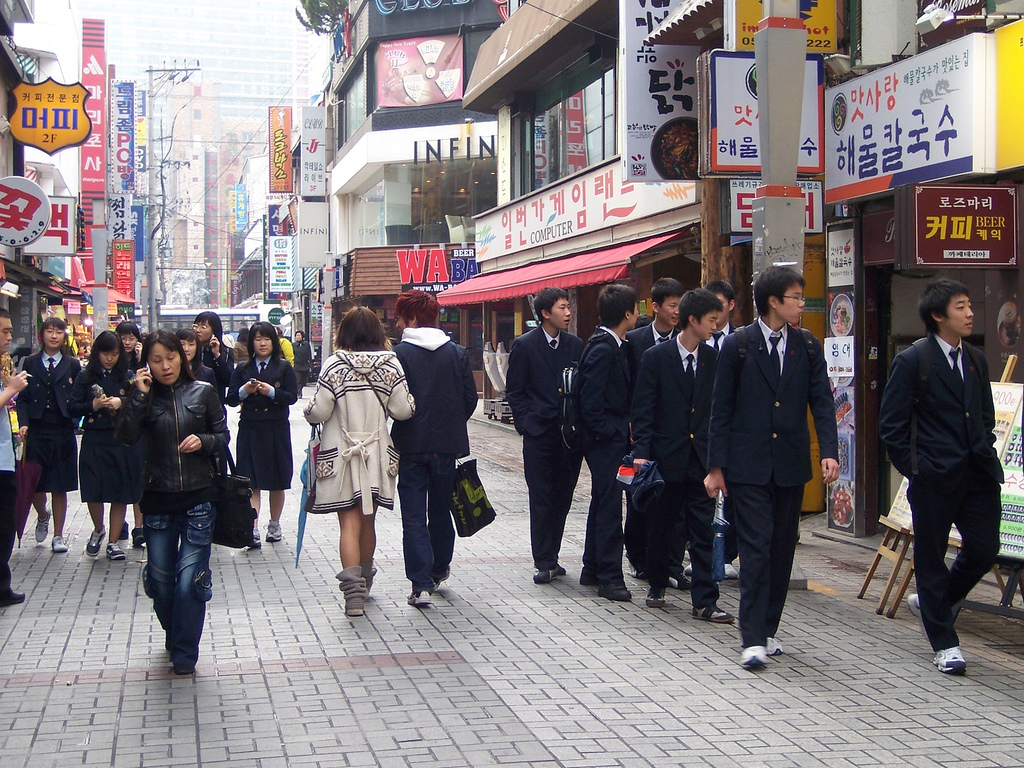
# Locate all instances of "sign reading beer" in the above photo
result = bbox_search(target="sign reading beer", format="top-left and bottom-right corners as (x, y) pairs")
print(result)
(914, 184), (1018, 267)
(11, 79), (92, 154)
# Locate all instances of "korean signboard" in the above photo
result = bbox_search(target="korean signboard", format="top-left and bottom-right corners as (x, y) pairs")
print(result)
(298, 201), (329, 269)
(230, 184), (248, 233)
(725, 0), (837, 53)
(10, 79), (92, 154)
(0, 176), (51, 246)
(474, 160), (697, 265)
(268, 235), (296, 298)
(269, 107), (293, 194)
(377, 36), (463, 108)
(996, 19), (1024, 172)
(80, 18), (106, 247)
(826, 222), (856, 532)
(728, 180), (822, 234)
(619, 0), (700, 182)
(112, 239), (135, 297)
(110, 80), (136, 193)
(825, 33), (992, 204)
(108, 194), (131, 243)
(914, 185), (1018, 267)
(25, 196), (76, 256)
(397, 246), (478, 293)
(131, 204), (146, 263)
(300, 107), (327, 197)
(703, 51), (824, 176)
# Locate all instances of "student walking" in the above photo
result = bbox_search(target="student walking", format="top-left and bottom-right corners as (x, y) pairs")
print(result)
(0, 308), (29, 606)
(226, 322), (298, 547)
(304, 308), (415, 616)
(193, 311), (234, 406)
(293, 330), (313, 395)
(176, 328), (218, 390)
(68, 331), (142, 560)
(879, 279), (1003, 675)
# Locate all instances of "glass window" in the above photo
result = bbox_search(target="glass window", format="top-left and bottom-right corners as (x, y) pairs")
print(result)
(342, 72), (367, 145)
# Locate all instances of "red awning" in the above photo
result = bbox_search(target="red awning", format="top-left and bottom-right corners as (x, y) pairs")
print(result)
(437, 233), (677, 306)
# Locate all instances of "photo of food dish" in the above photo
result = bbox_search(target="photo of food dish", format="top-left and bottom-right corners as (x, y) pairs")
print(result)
(837, 434), (853, 481)
(830, 293), (854, 337)
(830, 481), (854, 528)
(834, 388), (854, 428)
(651, 117), (699, 180)
(997, 301), (1020, 349)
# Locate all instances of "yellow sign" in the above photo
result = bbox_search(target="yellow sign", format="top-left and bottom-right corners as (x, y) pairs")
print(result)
(11, 79), (92, 155)
(996, 20), (1024, 171)
(727, 0), (837, 54)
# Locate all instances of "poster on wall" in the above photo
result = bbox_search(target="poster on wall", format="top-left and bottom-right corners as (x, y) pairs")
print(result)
(377, 36), (463, 108)
(827, 223), (856, 532)
(619, 0), (700, 182)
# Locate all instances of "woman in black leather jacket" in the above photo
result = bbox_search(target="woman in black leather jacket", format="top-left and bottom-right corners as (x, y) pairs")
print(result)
(117, 330), (227, 675)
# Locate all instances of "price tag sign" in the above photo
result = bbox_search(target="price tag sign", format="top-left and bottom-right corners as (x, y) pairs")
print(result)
(825, 336), (854, 379)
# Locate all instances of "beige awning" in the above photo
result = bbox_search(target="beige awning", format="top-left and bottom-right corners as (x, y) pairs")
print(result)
(645, 0), (724, 47)
(463, 0), (614, 113)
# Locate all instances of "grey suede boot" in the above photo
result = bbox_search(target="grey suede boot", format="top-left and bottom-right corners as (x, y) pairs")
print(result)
(360, 561), (377, 594)
(336, 566), (368, 616)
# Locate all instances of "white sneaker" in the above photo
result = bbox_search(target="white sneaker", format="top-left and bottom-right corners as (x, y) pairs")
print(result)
(51, 536), (68, 553)
(934, 646), (967, 675)
(907, 593), (926, 634)
(766, 637), (784, 657)
(723, 563), (739, 579)
(741, 645), (768, 670)
(407, 591), (432, 608)
(265, 521), (283, 543)
(35, 510), (51, 543)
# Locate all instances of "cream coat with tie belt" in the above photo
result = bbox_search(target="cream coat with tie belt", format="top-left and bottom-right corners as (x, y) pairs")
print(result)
(303, 350), (415, 513)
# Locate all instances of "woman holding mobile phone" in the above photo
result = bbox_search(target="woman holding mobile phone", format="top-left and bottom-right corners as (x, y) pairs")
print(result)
(116, 330), (227, 675)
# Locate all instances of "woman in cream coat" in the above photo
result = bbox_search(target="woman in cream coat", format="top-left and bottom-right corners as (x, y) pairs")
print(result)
(304, 307), (415, 616)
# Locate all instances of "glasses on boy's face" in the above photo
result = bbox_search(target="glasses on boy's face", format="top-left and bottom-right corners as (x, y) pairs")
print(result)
(782, 295), (806, 304)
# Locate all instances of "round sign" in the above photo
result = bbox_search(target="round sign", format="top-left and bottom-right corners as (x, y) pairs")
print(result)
(0, 176), (51, 247)
(268, 307), (284, 325)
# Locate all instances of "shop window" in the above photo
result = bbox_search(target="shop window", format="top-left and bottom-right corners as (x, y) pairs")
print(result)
(340, 70), (367, 146)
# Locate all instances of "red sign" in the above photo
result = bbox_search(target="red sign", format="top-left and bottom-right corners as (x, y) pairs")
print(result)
(80, 18), (106, 253)
(269, 107), (293, 194)
(0, 176), (51, 246)
(112, 239), (135, 297)
(915, 185), (1018, 268)
(396, 246), (478, 292)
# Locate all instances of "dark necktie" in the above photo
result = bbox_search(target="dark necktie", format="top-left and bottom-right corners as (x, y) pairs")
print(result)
(48, 357), (56, 373)
(683, 352), (695, 387)
(656, 333), (669, 344)
(769, 332), (782, 381)
(949, 348), (963, 380)
(549, 339), (557, 350)
(712, 331), (724, 350)
(258, 361), (266, 375)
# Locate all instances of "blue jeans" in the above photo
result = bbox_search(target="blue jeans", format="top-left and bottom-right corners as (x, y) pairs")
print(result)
(398, 453), (456, 593)
(143, 502), (215, 668)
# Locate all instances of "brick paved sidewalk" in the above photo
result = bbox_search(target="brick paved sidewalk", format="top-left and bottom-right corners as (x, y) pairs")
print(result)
(1, 408), (1022, 767)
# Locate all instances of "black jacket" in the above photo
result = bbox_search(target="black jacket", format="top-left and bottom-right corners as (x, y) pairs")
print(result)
(293, 340), (313, 372)
(391, 336), (477, 457)
(708, 323), (838, 487)
(68, 368), (135, 431)
(879, 335), (1002, 484)
(579, 329), (632, 449)
(116, 379), (228, 493)
(200, 343), (234, 404)
(505, 327), (584, 437)
(16, 352), (81, 424)
(225, 357), (298, 421)
(625, 324), (677, 389)
(631, 339), (716, 482)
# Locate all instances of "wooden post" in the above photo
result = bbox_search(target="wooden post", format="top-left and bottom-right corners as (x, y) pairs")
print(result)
(700, 178), (752, 325)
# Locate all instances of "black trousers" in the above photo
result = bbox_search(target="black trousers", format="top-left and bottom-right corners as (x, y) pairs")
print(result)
(523, 428), (583, 571)
(647, 475), (718, 609)
(907, 463), (1001, 652)
(582, 440), (627, 584)
(0, 471), (17, 595)
(730, 480), (804, 648)
(625, 491), (688, 577)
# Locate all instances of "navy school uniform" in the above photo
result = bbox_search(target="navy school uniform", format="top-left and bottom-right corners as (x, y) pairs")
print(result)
(16, 352), (81, 493)
(68, 367), (143, 504)
(226, 357), (297, 491)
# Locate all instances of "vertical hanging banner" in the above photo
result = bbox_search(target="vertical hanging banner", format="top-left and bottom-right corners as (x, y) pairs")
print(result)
(269, 107), (293, 194)
(130, 203), (146, 263)
(234, 184), (248, 232)
(110, 80), (135, 192)
(112, 239), (135, 297)
(135, 90), (147, 192)
(300, 106), (327, 197)
(80, 18), (107, 252)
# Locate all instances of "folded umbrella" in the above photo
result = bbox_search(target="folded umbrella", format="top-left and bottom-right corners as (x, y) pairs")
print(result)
(711, 491), (728, 582)
(15, 457), (43, 546)
(296, 424), (321, 568)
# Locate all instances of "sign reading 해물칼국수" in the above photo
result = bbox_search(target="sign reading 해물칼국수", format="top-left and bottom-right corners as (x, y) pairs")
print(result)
(11, 79), (92, 155)
(914, 184), (1018, 267)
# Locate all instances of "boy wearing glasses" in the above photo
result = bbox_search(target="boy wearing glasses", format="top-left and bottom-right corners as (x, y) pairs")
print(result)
(705, 267), (839, 671)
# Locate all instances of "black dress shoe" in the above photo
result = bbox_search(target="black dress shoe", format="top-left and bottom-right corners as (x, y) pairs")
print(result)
(552, 565), (567, 577)
(0, 591), (25, 607)
(579, 570), (599, 586)
(172, 663), (195, 675)
(533, 568), (553, 584)
(597, 582), (632, 602)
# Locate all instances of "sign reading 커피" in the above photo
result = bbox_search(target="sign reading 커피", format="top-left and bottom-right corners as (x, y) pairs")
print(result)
(914, 184), (1018, 267)
(0, 176), (52, 247)
(11, 79), (92, 155)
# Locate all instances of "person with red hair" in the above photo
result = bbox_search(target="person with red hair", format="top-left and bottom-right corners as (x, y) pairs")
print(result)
(390, 290), (478, 608)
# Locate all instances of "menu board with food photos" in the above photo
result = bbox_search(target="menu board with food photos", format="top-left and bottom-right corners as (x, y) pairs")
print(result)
(827, 225), (856, 532)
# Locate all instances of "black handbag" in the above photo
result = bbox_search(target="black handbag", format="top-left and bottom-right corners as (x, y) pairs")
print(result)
(449, 459), (496, 537)
(212, 449), (257, 548)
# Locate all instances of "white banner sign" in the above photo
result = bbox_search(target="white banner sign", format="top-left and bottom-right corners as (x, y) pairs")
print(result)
(475, 161), (697, 265)
(729, 180), (823, 233)
(268, 235), (296, 294)
(707, 52), (824, 175)
(825, 336), (855, 380)
(300, 106), (327, 197)
(827, 224), (856, 286)
(26, 196), (76, 255)
(825, 33), (992, 204)
(619, 0), (700, 182)
(297, 200), (329, 268)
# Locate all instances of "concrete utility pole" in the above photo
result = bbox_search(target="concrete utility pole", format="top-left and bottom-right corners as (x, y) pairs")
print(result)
(145, 62), (200, 331)
(751, 0), (808, 276)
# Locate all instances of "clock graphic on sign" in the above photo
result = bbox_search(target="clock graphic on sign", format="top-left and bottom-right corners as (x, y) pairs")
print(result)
(0, 176), (52, 247)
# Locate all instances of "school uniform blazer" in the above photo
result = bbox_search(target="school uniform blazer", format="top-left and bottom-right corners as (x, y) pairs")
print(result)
(16, 353), (81, 424)
(201, 343), (235, 403)
(579, 330), (631, 449)
(68, 369), (134, 430)
(625, 325), (677, 388)
(707, 323), (838, 487)
(631, 340), (717, 483)
(878, 335), (1002, 485)
(225, 357), (298, 421)
(505, 327), (584, 438)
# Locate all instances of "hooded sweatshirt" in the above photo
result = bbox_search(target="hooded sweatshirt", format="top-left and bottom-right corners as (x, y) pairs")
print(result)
(391, 326), (478, 456)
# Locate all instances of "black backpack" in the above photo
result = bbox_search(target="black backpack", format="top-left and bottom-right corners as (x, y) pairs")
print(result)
(559, 332), (612, 451)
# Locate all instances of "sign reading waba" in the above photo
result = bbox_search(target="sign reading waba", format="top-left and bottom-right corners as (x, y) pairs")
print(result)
(397, 247), (478, 292)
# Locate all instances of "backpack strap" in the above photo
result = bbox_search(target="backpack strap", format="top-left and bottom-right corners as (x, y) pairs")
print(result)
(909, 337), (933, 476)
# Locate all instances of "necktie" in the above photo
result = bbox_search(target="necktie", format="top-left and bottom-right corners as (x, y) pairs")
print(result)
(950, 348), (962, 380)
(683, 353), (695, 389)
(712, 331), (724, 350)
(549, 339), (557, 349)
(258, 361), (266, 375)
(656, 333), (668, 344)
(769, 332), (782, 380)
(48, 357), (56, 373)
